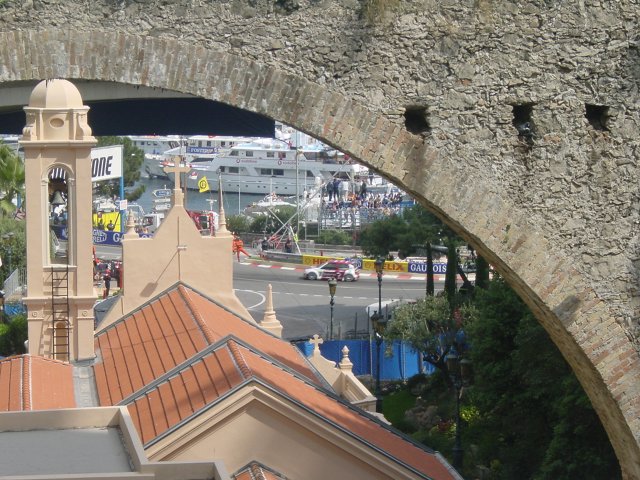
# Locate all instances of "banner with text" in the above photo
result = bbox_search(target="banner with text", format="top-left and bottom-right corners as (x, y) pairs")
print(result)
(407, 261), (447, 274)
(91, 145), (123, 182)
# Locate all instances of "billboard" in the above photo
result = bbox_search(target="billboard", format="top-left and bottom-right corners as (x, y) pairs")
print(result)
(91, 145), (123, 182)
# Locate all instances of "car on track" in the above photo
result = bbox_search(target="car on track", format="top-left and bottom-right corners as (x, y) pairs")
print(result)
(303, 260), (360, 282)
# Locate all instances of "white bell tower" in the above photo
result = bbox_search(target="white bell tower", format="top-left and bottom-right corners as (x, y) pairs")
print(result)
(21, 79), (97, 362)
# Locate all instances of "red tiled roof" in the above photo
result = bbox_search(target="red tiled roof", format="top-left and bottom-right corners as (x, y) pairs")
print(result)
(94, 283), (455, 479)
(180, 285), (321, 383)
(238, 344), (456, 480)
(128, 345), (245, 444)
(0, 355), (75, 411)
(94, 284), (322, 406)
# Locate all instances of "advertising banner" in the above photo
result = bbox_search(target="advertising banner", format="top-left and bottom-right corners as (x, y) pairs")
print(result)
(302, 255), (332, 266)
(93, 229), (124, 246)
(407, 261), (447, 274)
(361, 258), (408, 273)
(91, 145), (123, 182)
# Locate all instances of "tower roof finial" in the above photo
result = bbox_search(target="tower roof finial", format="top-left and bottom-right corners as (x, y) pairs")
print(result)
(217, 174), (230, 237)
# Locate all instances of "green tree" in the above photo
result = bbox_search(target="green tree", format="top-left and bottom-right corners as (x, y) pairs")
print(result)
(0, 143), (25, 217)
(465, 278), (620, 479)
(95, 136), (145, 201)
(385, 295), (467, 374)
(316, 229), (351, 245)
(226, 214), (251, 234)
(475, 255), (490, 290)
(0, 218), (26, 282)
(359, 215), (407, 257)
(0, 314), (27, 356)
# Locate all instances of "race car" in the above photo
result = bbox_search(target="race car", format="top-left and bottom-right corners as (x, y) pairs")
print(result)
(303, 260), (360, 282)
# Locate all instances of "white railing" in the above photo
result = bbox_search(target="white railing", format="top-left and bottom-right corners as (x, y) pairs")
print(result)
(3, 267), (26, 301)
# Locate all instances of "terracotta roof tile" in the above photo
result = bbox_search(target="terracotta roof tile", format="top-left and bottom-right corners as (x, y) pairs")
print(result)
(94, 287), (212, 405)
(237, 345), (456, 480)
(93, 284), (454, 478)
(95, 284), (322, 407)
(123, 345), (245, 444)
(181, 286), (322, 385)
(0, 355), (75, 411)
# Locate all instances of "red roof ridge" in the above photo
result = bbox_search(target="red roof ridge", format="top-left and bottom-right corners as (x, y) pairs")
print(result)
(178, 284), (216, 344)
(227, 339), (252, 379)
(22, 355), (31, 411)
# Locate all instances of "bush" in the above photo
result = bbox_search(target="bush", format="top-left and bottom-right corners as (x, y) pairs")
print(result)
(226, 214), (251, 234)
(0, 314), (27, 356)
(315, 229), (351, 245)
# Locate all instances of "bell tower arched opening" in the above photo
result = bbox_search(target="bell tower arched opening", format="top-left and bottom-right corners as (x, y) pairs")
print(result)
(48, 167), (70, 265)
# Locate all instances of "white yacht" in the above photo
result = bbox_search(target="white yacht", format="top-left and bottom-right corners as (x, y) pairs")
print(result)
(144, 135), (255, 180)
(162, 137), (366, 195)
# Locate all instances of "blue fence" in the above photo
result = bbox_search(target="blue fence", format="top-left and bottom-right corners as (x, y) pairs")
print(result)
(296, 339), (434, 380)
(4, 303), (26, 317)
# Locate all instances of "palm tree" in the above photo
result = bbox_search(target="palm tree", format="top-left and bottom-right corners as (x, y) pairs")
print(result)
(0, 144), (25, 217)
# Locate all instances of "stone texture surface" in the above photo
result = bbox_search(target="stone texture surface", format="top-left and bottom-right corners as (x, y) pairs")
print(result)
(0, 0), (639, 476)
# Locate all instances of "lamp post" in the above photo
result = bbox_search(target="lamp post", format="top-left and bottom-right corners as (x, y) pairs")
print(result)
(374, 256), (384, 319)
(445, 351), (473, 472)
(328, 278), (337, 340)
(371, 311), (388, 412)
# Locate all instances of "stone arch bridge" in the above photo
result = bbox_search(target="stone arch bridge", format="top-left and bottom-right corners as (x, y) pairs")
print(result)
(0, 0), (638, 476)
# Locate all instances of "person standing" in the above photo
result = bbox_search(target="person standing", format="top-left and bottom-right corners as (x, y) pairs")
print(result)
(103, 268), (112, 299)
(232, 234), (250, 262)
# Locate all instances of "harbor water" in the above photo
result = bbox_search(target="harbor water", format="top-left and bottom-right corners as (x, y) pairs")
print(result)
(131, 177), (287, 216)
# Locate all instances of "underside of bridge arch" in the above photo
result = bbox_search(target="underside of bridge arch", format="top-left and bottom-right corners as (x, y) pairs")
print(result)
(2, 29), (639, 477)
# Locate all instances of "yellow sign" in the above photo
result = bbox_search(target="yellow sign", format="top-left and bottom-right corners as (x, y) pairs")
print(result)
(362, 259), (408, 272)
(93, 211), (122, 231)
(302, 255), (333, 266)
(198, 176), (210, 193)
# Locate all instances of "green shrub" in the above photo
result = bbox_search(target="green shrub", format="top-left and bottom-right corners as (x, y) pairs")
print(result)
(0, 315), (27, 356)
(316, 229), (351, 245)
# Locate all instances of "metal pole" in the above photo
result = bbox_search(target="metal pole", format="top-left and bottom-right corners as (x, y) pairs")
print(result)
(377, 271), (383, 321)
(329, 293), (335, 340)
(375, 334), (382, 412)
(452, 382), (463, 470)
(296, 149), (300, 235)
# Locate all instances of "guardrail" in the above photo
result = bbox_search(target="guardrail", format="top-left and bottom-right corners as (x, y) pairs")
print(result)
(3, 267), (26, 302)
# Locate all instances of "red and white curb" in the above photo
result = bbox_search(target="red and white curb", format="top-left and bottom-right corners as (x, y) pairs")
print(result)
(241, 260), (446, 281)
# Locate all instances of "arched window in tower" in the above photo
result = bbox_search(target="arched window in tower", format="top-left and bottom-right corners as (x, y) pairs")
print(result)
(48, 167), (70, 264)
(53, 320), (70, 362)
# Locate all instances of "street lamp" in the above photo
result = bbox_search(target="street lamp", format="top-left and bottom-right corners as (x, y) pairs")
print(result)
(445, 350), (473, 472)
(371, 310), (388, 412)
(374, 256), (384, 319)
(328, 278), (337, 340)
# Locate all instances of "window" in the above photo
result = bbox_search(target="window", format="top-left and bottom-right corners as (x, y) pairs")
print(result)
(404, 105), (431, 136)
(207, 141), (211, 147)
(273, 169), (284, 176)
(512, 103), (535, 145)
(260, 169), (272, 175)
(229, 167), (239, 174)
(221, 141), (227, 147)
(230, 150), (238, 156)
(585, 104), (610, 131)
(246, 151), (254, 157)
(267, 152), (275, 158)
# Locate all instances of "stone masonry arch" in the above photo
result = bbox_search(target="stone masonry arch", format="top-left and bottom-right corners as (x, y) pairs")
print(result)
(0, 23), (639, 477)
